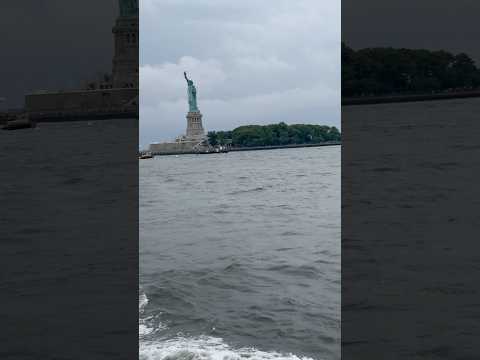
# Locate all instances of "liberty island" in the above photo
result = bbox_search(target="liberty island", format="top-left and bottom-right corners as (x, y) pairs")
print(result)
(144, 71), (341, 157)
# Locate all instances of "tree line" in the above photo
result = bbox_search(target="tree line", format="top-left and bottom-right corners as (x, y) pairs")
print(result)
(342, 43), (480, 97)
(207, 122), (340, 148)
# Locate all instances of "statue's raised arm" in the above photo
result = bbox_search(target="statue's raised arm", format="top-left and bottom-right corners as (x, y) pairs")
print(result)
(184, 71), (189, 82)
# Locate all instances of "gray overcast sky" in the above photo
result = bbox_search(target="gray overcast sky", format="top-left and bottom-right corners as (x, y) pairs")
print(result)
(343, 0), (480, 63)
(1, 1), (117, 109)
(140, 0), (340, 147)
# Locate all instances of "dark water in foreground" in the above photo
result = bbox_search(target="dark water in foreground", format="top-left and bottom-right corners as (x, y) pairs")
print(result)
(1, 119), (138, 359)
(342, 98), (480, 359)
(140, 147), (340, 359)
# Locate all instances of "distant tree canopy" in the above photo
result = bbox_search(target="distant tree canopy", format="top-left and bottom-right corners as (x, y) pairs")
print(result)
(208, 123), (340, 148)
(342, 43), (480, 97)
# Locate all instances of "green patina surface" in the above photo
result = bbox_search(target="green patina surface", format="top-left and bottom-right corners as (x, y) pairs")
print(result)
(184, 72), (199, 112)
(119, 0), (138, 17)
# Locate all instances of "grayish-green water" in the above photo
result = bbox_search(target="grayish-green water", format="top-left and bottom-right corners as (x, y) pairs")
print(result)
(140, 146), (340, 359)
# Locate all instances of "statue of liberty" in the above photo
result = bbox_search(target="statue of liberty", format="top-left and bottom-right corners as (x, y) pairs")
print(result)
(184, 72), (199, 112)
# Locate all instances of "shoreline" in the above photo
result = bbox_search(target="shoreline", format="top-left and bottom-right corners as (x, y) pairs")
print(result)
(342, 90), (480, 106)
(145, 141), (341, 157)
(0, 111), (138, 125)
(229, 141), (341, 152)
(30, 111), (138, 122)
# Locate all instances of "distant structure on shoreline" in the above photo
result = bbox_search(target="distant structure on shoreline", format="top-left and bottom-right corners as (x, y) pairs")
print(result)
(183, 72), (206, 142)
(148, 72), (210, 154)
(22, 0), (139, 122)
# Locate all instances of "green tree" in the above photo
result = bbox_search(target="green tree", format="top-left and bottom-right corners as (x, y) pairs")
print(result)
(207, 131), (218, 146)
(218, 123), (342, 147)
(342, 44), (480, 96)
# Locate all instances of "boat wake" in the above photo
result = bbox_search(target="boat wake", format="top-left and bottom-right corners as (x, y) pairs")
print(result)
(140, 336), (316, 360)
(139, 293), (317, 360)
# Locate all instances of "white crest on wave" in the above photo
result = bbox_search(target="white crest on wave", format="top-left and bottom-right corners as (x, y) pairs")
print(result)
(139, 335), (318, 360)
(139, 292), (149, 312)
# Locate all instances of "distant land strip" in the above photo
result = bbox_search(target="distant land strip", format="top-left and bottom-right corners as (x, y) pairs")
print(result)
(0, 110), (138, 124)
(229, 141), (341, 152)
(342, 90), (480, 106)
(30, 111), (138, 122)
(146, 141), (341, 157)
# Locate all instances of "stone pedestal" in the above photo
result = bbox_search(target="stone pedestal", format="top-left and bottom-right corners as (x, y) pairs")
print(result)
(186, 111), (205, 141)
(112, 13), (139, 89)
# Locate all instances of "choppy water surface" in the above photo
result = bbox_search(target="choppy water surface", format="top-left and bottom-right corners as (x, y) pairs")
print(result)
(1, 119), (138, 359)
(342, 98), (480, 358)
(140, 146), (340, 360)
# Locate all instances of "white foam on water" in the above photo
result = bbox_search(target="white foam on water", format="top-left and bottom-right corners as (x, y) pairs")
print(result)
(139, 292), (317, 360)
(139, 292), (149, 312)
(140, 321), (155, 337)
(140, 335), (317, 360)
(139, 292), (167, 337)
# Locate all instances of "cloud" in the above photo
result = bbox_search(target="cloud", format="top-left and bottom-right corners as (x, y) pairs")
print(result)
(140, 0), (340, 147)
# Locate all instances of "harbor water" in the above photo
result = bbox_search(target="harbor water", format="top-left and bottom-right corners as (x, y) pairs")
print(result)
(140, 146), (341, 359)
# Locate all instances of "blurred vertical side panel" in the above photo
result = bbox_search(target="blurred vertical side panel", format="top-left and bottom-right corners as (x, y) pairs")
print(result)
(342, 0), (480, 358)
(0, 1), (138, 359)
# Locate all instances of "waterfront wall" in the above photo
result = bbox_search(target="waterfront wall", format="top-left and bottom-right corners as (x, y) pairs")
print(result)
(25, 88), (138, 121)
(342, 90), (480, 105)
(149, 141), (200, 155)
(146, 141), (340, 156)
(230, 141), (341, 152)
